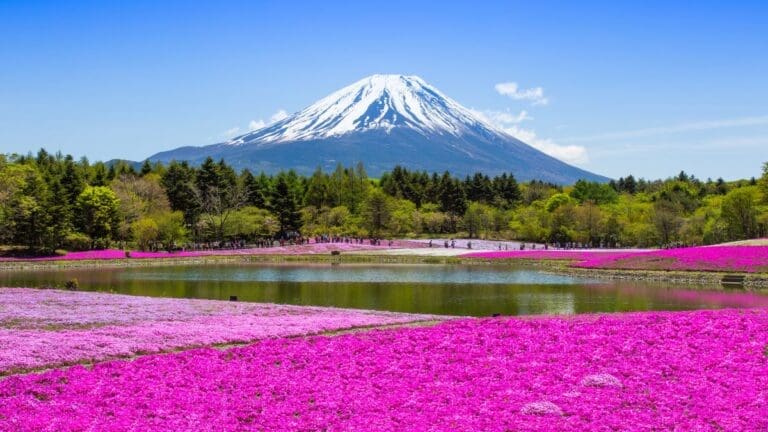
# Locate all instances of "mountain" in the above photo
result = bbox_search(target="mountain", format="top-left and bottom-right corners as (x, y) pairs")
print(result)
(147, 74), (608, 184)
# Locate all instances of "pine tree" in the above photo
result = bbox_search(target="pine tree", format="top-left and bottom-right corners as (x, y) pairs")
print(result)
(270, 172), (302, 236)
(161, 161), (199, 225)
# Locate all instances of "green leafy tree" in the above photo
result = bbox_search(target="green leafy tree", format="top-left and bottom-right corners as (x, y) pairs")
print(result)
(463, 202), (493, 239)
(389, 199), (417, 236)
(76, 186), (120, 248)
(652, 201), (683, 246)
(156, 211), (188, 250)
(132, 217), (160, 251)
(362, 189), (392, 236)
(759, 162), (768, 203)
(228, 207), (279, 239)
(0, 164), (51, 250)
(570, 180), (618, 205)
(574, 201), (604, 245)
(720, 187), (760, 240)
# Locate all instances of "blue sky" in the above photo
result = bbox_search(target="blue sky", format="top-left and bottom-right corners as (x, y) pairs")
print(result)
(1, 0), (766, 180)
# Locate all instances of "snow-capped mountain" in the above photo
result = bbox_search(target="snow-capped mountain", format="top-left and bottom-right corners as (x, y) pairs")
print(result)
(148, 74), (607, 183)
(227, 75), (498, 145)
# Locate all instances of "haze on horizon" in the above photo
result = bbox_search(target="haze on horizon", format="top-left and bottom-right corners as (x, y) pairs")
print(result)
(1, 0), (766, 181)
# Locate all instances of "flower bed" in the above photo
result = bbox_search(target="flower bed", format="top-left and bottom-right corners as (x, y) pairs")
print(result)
(464, 246), (768, 273)
(0, 308), (766, 430)
(574, 246), (768, 273)
(0, 241), (427, 262)
(463, 250), (630, 261)
(0, 288), (437, 374)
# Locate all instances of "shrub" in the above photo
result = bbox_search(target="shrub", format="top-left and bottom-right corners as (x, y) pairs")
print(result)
(62, 232), (92, 251)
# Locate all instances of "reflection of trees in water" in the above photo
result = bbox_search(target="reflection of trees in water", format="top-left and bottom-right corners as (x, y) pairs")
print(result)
(514, 292), (575, 316)
(3, 265), (767, 317)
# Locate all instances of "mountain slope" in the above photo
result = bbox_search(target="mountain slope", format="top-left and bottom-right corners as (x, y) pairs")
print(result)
(148, 74), (608, 183)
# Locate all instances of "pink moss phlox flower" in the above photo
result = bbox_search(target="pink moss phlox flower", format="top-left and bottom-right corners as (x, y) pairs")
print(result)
(0, 288), (437, 373)
(0, 240), (428, 262)
(463, 246), (768, 273)
(1, 308), (767, 430)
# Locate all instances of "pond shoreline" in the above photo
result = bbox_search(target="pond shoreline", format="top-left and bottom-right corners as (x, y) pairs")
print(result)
(2, 252), (768, 288)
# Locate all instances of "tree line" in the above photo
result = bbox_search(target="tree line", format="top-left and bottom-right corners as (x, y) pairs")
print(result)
(1, 149), (767, 253)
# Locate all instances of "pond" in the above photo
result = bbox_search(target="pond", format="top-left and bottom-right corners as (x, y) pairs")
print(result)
(1, 263), (766, 316)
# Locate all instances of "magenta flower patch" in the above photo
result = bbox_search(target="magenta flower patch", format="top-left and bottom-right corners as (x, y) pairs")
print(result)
(0, 240), (426, 262)
(0, 309), (766, 430)
(0, 288), (437, 374)
(464, 246), (768, 273)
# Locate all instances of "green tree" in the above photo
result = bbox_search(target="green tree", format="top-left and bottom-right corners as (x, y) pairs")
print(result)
(389, 199), (417, 236)
(241, 170), (271, 208)
(156, 211), (188, 250)
(759, 162), (768, 203)
(76, 186), (120, 248)
(228, 207), (279, 239)
(304, 167), (331, 208)
(545, 193), (575, 213)
(112, 174), (171, 239)
(465, 172), (495, 203)
(547, 203), (577, 244)
(61, 155), (85, 205)
(570, 180), (618, 205)
(463, 202), (493, 239)
(362, 189), (392, 236)
(270, 171), (303, 236)
(437, 172), (467, 230)
(0, 164), (51, 250)
(720, 187), (760, 240)
(574, 201), (604, 245)
(652, 201), (682, 246)
(139, 160), (152, 176)
(161, 161), (199, 225)
(493, 173), (521, 207)
(132, 217), (160, 251)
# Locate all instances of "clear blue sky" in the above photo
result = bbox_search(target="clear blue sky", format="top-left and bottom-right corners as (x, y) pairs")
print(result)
(1, 0), (766, 180)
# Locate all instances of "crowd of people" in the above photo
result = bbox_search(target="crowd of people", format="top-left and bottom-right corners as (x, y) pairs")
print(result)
(312, 235), (389, 246)
(177, 235), (393, 252)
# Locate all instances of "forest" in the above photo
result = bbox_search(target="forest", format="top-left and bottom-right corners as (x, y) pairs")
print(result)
(1, 149), (767, 253)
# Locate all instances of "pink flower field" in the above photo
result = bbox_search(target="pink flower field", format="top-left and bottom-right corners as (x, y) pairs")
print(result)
(464, 245), (768, 273)
(0, 288), (437, 374)
(464, 250), (625, 261)
(1, 308), (766, 431)
(0, 240), (426, 262)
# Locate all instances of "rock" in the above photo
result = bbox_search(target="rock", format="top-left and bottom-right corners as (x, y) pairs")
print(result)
(520, 401), (563, 416)
(580, 373), (623, 388)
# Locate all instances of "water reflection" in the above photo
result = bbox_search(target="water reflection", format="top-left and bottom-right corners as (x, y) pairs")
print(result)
(0, 263), (766, 317)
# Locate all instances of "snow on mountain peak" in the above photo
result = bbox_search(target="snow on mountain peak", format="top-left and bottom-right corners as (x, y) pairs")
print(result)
(227, 74), (498, 145)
